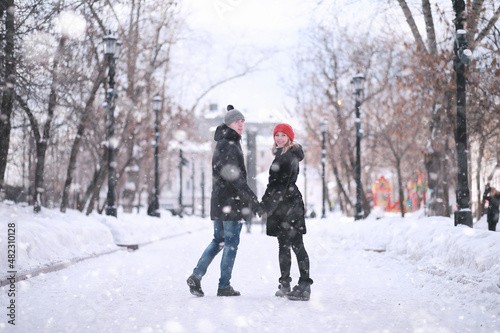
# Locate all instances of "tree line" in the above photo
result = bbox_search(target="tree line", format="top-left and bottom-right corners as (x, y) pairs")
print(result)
(0, 1), (498, 221)
(290, 0), (499, 219)
(0, 0), (196, 214)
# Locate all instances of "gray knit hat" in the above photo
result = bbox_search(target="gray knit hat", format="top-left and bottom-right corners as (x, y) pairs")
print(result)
(224, 105), (245, 126)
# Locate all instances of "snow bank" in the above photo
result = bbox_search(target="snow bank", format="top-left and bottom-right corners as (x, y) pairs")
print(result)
(0, 202), (210, 281)
(314, 211), (500, 292)
(0, 202), (116, 278)
(97, 210), (208, 245)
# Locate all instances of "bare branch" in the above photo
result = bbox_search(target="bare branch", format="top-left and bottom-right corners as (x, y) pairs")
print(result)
(188, 63), (263, 114)
(422, 0), (437, 54)
(473, 5), (500, 48)
(396, 0), (427, 53)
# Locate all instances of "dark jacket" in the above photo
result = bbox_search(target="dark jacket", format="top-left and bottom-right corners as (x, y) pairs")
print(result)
(483, 187), (500, 224)
(210, 124), (258, 222)
(261, 143), (306, 237)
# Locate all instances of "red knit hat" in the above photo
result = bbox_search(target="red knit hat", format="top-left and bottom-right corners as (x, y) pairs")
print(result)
(273, 123), (294, 142)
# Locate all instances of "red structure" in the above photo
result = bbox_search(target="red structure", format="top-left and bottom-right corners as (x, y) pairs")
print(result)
(371, 172), (427, 213)
(371, 176), (393, 211)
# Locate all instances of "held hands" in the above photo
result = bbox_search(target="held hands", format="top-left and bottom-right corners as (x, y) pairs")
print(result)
(253, 202), (265, 218)
(483, 185), (491, 199)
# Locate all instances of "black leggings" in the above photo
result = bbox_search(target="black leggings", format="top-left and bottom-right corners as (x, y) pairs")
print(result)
(487, 210), (498, 231)
(277, 230), (310, 285)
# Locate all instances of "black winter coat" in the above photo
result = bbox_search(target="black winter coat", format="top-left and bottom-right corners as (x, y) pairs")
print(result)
(261, 144), (306, 237)
(210, 124), (259, 222)
(483, 189), (500, 224)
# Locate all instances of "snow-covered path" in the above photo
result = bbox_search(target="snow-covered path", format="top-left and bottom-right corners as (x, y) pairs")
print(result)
(11, 220), (499, 333)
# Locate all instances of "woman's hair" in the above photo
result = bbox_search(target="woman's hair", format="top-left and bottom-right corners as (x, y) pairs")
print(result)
(272, 139), (297, 155)
(490, 187), (498, 196)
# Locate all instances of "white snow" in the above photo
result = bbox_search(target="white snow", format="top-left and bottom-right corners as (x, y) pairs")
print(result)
(0, 201), (499, 332)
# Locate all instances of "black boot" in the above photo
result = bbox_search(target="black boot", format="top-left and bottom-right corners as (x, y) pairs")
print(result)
(217, 285), (241, 296)
(275, 283), (291, 297)
(275, 277), (291, 297)
(287, 278), (313, 301)
(187, 275), (204, 297)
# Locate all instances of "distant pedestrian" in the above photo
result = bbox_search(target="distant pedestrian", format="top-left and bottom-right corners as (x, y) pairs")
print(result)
(483, 185), (500, 231)
(260, 123), (313, 301)
(187, 105), (261, 297)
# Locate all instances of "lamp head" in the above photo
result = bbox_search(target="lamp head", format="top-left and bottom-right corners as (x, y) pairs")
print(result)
(456, 29), (467, 44)
(459, 48), (473, 64)
(351, 72), (365, 94)
(320, 120), (327, 133)
(455, 29), (472, 64)
(103, 32), (117, 56)
(153, 95), (162, 112)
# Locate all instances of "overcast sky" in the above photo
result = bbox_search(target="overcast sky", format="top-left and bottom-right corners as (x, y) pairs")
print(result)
(172, 0), (313, 126)
(173, 0), (405, 128)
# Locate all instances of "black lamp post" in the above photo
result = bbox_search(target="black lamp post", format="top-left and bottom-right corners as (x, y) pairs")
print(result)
(303, 141), (308, 217)
(351, 72), (365, 221)
(452, 0), (473, 227)
(148, 95), (162, 217)
(320, 120), (327, 219)
(103, 32), (119, 217)
(179, 147), (184, 218)
(201, 163), (205, 218)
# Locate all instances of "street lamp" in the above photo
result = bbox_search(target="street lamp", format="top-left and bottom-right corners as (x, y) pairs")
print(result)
(175, 130), (188, 218)
(148, 95), (162, 217)
(103, 31), (119, 217)
(453, 0), (473, 227)
(201, 163), (206, 218)
(303, 141), (308, 217)
(351, 72), (365, 221)
(320, 120), (327, 219)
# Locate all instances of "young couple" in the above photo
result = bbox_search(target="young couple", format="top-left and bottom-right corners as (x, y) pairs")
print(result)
(186, 105), (313, 301)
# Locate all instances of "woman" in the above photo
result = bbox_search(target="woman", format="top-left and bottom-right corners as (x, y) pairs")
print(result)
(260, 123), (313, 301)
(483, 185), (500, 231)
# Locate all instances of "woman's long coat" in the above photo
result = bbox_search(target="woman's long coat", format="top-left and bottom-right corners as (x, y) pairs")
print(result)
(261, 144), (306, 237)
(484, 188), (500, 224)
(210, 124), (258, 222)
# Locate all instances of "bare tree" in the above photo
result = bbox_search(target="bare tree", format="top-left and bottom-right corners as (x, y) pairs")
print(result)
(390, 0), (500, 217)
(0, 0), (16, 198)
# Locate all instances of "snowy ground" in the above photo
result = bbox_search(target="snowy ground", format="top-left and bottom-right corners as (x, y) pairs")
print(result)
(1, 202), (499, 332)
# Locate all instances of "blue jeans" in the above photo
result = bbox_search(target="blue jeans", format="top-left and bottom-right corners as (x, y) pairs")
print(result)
(192, 221), (243, 289)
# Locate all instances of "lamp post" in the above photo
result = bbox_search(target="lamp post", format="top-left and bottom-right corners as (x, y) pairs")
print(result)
(320, 120), (327, 219)
(179, 147), (184, 218)
(452, 0), (473, 227)
(103, 32), (119, 217)
(246, 128), (257, 195)
(351, 72), (365, 221)
(191, 156), (195, 215)
(148, 95), (162, 217)
(201, 163), (205, 218)
(175, 131), (188, 218)
(303, 141), (308, 217)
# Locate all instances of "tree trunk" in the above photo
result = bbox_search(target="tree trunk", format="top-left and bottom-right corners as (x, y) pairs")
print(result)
(443, 138), (451, 217)
(421, 0), (437, 55)
(0, 0), (15, 198)
(85, 167), (107, 216)
(475, 140), (486, 219)
(33, 141), (48, 212)
(331, 160), (353, 211)
(60, 67), (105, 212)
(425, 150), (448, 216)
(361, 185), (371, 218)
(33, 36), (66, 213)
(396, 157), (405, 218)
(396, 0), (426, 52)
(77, 149), (107, 212)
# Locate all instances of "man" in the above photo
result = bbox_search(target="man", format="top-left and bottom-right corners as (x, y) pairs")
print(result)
(483, 184), (500, 231)
(187, 105), (261, 297)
